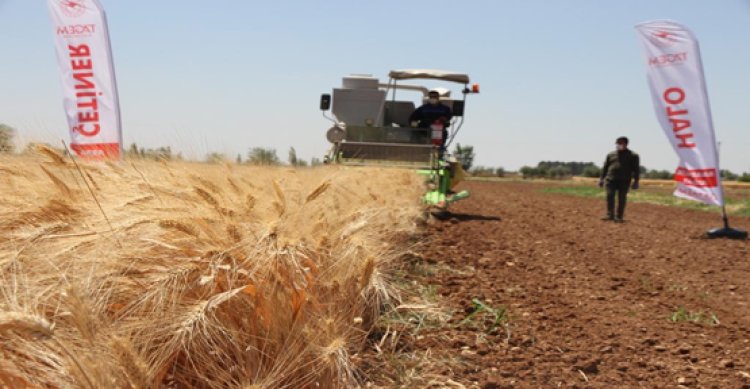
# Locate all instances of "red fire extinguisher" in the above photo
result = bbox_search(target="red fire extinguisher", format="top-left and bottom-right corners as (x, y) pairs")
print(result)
(430, 121), (445, 146)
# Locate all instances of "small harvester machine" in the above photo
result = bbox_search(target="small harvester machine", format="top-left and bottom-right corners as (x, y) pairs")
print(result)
(319, 69), (479, 209)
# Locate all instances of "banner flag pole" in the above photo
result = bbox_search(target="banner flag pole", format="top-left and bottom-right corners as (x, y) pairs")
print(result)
(709, 144), (746, 239)
(635, 19), (746, 239)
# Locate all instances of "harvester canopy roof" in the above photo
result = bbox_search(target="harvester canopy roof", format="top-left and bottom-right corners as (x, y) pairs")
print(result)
(388, 69), (470, 84)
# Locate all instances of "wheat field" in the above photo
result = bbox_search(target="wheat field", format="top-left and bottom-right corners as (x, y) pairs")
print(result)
(0, 148), (424, 388)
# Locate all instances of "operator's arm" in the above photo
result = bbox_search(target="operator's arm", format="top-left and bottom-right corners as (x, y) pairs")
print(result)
(631, 153), (641, 189)
(409, 106), (423, 126)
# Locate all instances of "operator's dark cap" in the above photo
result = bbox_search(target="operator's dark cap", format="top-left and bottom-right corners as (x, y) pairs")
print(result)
(616, 136), (629, 145)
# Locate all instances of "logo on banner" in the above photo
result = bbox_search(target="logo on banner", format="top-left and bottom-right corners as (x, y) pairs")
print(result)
(649, 52), (687, 67)
(650, 31), (679, 47)
(58, 0), (87, 18)
(674, 167), (718, 188)
(57, 24), (97, 37)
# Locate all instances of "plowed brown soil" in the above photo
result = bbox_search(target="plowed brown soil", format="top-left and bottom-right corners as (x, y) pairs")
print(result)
(364, 180), (750, 388)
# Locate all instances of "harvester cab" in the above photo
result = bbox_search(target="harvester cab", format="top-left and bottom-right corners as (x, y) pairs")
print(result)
(319, 69), (479, 209)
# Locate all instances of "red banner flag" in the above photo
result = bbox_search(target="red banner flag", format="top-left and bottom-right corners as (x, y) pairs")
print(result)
(48, 0), (122, 159)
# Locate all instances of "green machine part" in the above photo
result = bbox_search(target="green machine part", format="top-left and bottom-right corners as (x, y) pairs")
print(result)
(418, 166), (470, 208)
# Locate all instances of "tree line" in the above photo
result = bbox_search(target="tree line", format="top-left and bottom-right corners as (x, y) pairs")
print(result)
(127, 144), (323, 167)
(517, 161), (750, 182)
(455, 144), (750, 182)
(0, 123), (323, 166)
(449, 146), (750, 182)
(2, 124), (749, 180)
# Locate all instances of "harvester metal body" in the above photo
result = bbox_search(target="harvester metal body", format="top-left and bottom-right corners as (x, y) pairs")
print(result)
(320, 69), (478, 208)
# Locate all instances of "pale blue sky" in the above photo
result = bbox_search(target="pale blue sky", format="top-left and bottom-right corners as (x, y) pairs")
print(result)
(1, 1), (749, 172)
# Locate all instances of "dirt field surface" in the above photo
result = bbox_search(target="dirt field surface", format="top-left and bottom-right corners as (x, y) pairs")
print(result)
(361, 180), (750, 388)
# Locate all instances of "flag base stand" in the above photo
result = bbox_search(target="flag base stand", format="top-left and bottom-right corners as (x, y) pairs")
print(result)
(706, 227), (747, 240)
(706, 210), (748, 240)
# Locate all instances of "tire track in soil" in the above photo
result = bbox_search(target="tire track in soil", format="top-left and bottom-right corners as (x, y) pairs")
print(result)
(405, 181), (750, 388)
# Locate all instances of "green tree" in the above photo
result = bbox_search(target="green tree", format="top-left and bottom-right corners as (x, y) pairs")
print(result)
(311, 157), (323, 166)
(206, 152), (227, 164)
(470, 166), (494, 177)
(720, 169), (739, 181)
(519, 166), (537, 179)
(547, 165), (572, 179)
(128, 146), (174, 160)
(536, 166), (549, 178)
(247, 147), (280, 166)
(495, 167), (506, 178)
(236, 154), (242, 164)
(144, 146), (173, 160)
(453, 143), (475, 171)
(536, 161), (598, 176)
(644, 169), (673, 180)
(738, 173), (750, 183)
(582, 165), (602, 178)
(127, 143), (140, 158)
(0, 123), (16, 154)
(288, 147), (298, 166)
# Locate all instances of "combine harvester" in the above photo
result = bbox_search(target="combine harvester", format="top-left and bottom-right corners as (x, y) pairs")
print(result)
(319, 69), (479, 209)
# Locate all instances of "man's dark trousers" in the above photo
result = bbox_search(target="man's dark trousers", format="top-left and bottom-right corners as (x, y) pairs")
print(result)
(606, 179), (630, 219)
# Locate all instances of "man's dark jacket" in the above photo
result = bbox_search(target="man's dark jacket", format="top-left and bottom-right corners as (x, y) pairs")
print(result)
(601, 149), (640, 182)
(409, 103), (452, 128)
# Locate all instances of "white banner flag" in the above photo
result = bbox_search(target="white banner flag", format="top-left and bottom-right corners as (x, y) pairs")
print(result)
(48, 0), (122, 159)
(635, 20), (723, 206)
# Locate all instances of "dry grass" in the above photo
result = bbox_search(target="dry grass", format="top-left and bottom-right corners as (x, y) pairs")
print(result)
(0, 152), (424, 388)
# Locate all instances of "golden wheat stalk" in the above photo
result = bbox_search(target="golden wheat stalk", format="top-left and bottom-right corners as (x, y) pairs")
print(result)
(192, 176), (222, 195)
(246, 194), (257, 211)
(272, 180), (287, 216)
(111, 336), (149, 389)
(305, 181), (331, 204)
(227, 177), (242, 195)
(359, 258), (375, 291)
(158, 220), (200, 238)
(105, 160), (126, 175)
(0, 311), (54, 340)
(62, 286), (98, 343)
(194, 187), (220, 209)
(226, 224), (243, 243)
(85, 171), (101, 191)
(131, 162), (165, 206)
(36, 144), (69, 165)
(62, 140), (122, 248)
(40, 165), (74, 197)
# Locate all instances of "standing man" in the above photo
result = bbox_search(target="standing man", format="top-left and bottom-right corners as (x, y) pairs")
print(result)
(599, 136), (640, 223)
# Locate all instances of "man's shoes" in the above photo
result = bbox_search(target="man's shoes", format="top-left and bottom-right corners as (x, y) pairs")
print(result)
(614, 217), (624, 223)
(601, 216), (614, 221)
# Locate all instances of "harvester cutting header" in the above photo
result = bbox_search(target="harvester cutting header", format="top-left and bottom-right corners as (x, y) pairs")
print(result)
(320, 69), (480, 208)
